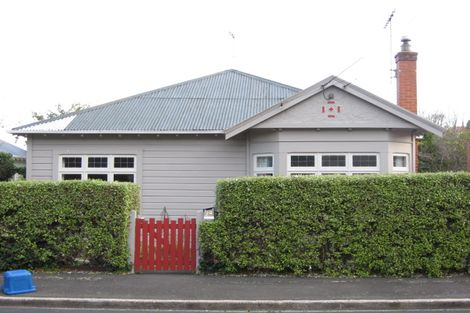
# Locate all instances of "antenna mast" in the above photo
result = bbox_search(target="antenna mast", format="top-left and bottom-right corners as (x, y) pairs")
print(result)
(384, 10), (396, 82)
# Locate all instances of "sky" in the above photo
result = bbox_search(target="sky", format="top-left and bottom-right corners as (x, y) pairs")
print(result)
(1, 0), (469, 149)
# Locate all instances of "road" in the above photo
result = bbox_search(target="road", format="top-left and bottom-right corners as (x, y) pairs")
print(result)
(1, 308), (470, 313)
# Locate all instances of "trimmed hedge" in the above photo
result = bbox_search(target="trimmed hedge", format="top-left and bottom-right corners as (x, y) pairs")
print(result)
(0, 180), (139, 271)
(200, 173), (470, 277)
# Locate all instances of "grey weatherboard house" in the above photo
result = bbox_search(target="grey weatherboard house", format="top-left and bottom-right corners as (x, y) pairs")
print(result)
(11, 66), (443, 219)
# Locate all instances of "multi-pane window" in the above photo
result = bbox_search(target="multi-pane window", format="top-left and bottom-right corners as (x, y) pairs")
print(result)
(88, 157), (108, 168)
(63, 157), (82, 168)
(291, 155), (315, 167)
(287, 153), (380, 176)
(59, 155), (136, 182)
(114, 157), (134, 168)
(321, 155), (346, 167)
(254, 154), (274, 176)
(352, 155), (377, 167)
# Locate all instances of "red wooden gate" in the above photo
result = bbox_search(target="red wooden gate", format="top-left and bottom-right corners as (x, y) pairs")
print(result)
(134, 217), (197, 272)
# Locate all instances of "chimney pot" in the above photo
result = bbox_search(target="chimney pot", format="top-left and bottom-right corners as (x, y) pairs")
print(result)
(401, 37), (411, 51)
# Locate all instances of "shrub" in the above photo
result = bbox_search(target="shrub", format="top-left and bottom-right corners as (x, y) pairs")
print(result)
(200, 173), (470, 277)
(0, 180), (139, 271)
(0, 152), (16, 181)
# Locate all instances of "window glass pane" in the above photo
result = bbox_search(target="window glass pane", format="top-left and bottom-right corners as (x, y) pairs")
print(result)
(393, 156), (407, 167)
(88, 157), (108, 168)
(256, 156), (273, 168)
(352, 155), (377, 167)
(291, 155), (315, 167)
(321, 173), (347, 175)
(63, 157), (82, 168)
(290, 173), (315, 176)
(87, 174), (108, 181)
(62, 174), (82, 180)
(321, 155), (346, 167)
(113, 174), (135, 182)
(114, 157), (135, 168)
(256, 173), (273, 176)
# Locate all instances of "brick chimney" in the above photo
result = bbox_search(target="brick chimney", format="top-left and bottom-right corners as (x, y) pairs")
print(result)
(395, 37), (418, 113)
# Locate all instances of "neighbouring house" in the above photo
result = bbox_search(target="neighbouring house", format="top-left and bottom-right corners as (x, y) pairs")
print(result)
(0, 139), (26, 179)
(10, 38), (443, 218)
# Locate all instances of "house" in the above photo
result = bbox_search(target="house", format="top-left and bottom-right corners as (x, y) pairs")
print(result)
(10, 38), (443, 218)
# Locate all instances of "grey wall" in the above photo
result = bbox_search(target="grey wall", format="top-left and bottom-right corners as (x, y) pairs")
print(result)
(247, 129), (413, 175)
(27, 134), (246, 218)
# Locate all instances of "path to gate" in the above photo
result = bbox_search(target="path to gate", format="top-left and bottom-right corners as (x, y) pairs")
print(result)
(134, 217), (197, 272)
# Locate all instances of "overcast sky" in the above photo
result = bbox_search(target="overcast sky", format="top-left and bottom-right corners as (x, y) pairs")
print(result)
(1, 0), (469, 148)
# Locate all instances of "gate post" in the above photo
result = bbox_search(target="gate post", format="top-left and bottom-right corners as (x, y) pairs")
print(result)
(128, 210), (137, 273)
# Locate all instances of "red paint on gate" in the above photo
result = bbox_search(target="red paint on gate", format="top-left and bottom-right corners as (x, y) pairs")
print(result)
(134, 217), (197, 272)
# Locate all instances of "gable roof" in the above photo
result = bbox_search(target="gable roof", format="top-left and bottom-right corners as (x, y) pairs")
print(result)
(10, 70), (301, 135)
(225, 76), (444, 138)
(0, 139), (26, 158)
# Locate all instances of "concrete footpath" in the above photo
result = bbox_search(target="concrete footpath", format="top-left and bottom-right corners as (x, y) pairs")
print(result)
(1, 272), (470, 311)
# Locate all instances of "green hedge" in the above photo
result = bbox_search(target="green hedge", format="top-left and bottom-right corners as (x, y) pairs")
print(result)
(0, 180), (139, 271)
(200, 173), (470, 277)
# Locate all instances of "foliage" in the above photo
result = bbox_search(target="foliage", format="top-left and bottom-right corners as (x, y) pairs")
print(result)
(32, 103), (89, 121)
(0, 152), (16, 181)
(419, 113), (470, 172)
(15, 166), (26, 178)
(200, 174), (470, 277)
(0, 180), (140, 271)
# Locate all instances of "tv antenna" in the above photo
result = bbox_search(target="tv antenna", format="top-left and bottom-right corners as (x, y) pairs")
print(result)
(384, 9), (396, 82)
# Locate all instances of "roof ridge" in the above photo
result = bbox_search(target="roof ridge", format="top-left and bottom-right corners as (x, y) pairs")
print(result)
(225, 69), (302, 92)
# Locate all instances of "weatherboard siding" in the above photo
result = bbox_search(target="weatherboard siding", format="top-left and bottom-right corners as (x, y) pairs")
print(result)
(254, 87), (416, 130)
(28, 135), (246, 218)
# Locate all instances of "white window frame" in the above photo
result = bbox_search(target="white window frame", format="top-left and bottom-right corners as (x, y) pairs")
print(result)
(392, 153), (409, 172)
(254, 154), (274, 176)
(320, 153), (348, 171)
(288, 153), (316, 173)
(59, 155), (136, 182)
(287, 153), (380, 176)
(350, 153), (380, 173)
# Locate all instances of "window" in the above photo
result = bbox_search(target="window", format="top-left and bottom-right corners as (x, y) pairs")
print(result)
(62, 174), (82, 180)
(291, 155), (315, 167)
(393, 154), (409, 172)
(322, 155), (346, 167)
(63, 157), (82, 168)
(114, 157), (134, 168)
(290, 173), (316, 176)
(59, 155), (136, 182)
(87, 174), (108, 181)
(88, 157), (108, 168)
(113, 174), (135, 182)
(287, 153), (380, 176)
(352, 155), (377, 167)
(254, 154), (274, 176)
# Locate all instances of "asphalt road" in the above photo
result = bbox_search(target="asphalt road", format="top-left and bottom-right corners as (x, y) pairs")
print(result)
(1, 308), (470, 313)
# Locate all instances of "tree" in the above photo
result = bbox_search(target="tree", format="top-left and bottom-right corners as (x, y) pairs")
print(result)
(32, 103), (89, 121)
(0, 152), (16, 181)
(419, 113), (470, 172)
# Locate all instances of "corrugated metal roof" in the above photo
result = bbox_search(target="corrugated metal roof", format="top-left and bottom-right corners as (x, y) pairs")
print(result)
(0, 140), (26, 158)
(12, 69), (301, 133)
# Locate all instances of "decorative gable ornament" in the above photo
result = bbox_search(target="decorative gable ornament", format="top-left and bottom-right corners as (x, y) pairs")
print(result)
(321, 100), (341, 118)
